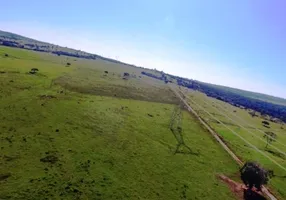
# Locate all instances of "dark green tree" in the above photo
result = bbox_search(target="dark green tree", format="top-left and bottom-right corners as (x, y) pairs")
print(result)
(240, 161), (272, 191)
(29, 68), (39, 74)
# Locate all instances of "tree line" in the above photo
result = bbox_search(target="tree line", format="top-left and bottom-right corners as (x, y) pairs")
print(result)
(141, 72), (286, 123)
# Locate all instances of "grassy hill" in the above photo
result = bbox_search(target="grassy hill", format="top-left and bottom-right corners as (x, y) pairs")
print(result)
(179, 87), (286, 199)
(160, 74), (286, 123)
(0, 30), (139, 67)
(2, 29), (285, 106)
(1, 31), (286, 199)
(0, 46), (240, 199)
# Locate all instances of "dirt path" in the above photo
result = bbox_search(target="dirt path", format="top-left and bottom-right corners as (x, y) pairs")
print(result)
(218, 175), (267, 200)
(168, 84), (277, 200)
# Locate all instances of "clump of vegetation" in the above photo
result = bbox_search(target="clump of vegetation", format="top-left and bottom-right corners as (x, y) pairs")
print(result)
(147, 113), (153, 117)
(104, 71), (108, 74)
(262, 120), (270, 126)
(66, 62), (71, 67)
(263, 125), (270, 129)
(4, 53), (8, 57)
(40, 155), (58, 164)
(29, 68), (39, 74)
(263, 131), (277, 148)
(122, 72), (130, 80)
(240, 161), (272, 191)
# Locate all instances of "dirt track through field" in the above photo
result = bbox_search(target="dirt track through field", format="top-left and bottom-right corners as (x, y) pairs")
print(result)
(168, 84), (277, 200)
(196, 92), (286, 154)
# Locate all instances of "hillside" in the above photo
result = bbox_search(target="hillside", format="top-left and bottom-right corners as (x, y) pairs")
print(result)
(1, 30), (286, 123)
(0, 45), (240, 199)
(1, 36), (285, 199)
(0, 30), (139, 67)
(144, 73), (286, 123)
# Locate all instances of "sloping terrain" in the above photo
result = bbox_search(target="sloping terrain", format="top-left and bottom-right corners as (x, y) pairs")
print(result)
(179, 87), (286, 199)
(2, 29), (286, 122)
(0, 30), (138, 67)
(142, 71), (286, 123)
(0, 46), (240, 200)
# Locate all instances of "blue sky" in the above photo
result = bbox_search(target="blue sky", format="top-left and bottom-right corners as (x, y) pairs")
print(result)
(1, 0), (286, 98)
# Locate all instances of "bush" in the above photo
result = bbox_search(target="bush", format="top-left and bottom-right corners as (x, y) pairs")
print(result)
(4, 53), (8, 57)
(29, 68), (39, 74)
(262, 121), (270, 126)
(66, 62), (71, 66)
(240, 161), (271, 191)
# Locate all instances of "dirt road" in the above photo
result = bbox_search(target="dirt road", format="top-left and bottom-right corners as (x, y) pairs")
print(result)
(169, 84), (277, 200)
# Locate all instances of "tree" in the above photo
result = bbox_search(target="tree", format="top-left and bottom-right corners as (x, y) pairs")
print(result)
(240, 161), (271, 191)
(263, 132), (277, 148)
(262, 121), (270, 126)
(29, 68), (39, 74)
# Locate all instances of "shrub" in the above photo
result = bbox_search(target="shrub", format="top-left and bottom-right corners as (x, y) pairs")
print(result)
(262, 121), (270, 126)
(240, 161), (271, 191)
(29, 68), (39, 74)
(123, 72), (130, 76)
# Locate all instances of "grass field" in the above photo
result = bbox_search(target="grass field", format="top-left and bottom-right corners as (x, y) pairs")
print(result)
(180, 87), (286, 199)
(0, 46), (241, 200)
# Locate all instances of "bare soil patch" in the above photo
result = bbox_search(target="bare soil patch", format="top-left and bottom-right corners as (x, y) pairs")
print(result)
(218, 175), (267, 200)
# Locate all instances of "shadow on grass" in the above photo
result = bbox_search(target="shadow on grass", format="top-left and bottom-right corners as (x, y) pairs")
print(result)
(170, 106), (199, 156)
(171, 129), (200, 156)
(243, 189), (267, 200)
(265, 148), (286, 160)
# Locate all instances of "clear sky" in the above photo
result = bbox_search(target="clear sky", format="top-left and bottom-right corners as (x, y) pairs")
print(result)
(1, 0), (286, 98)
